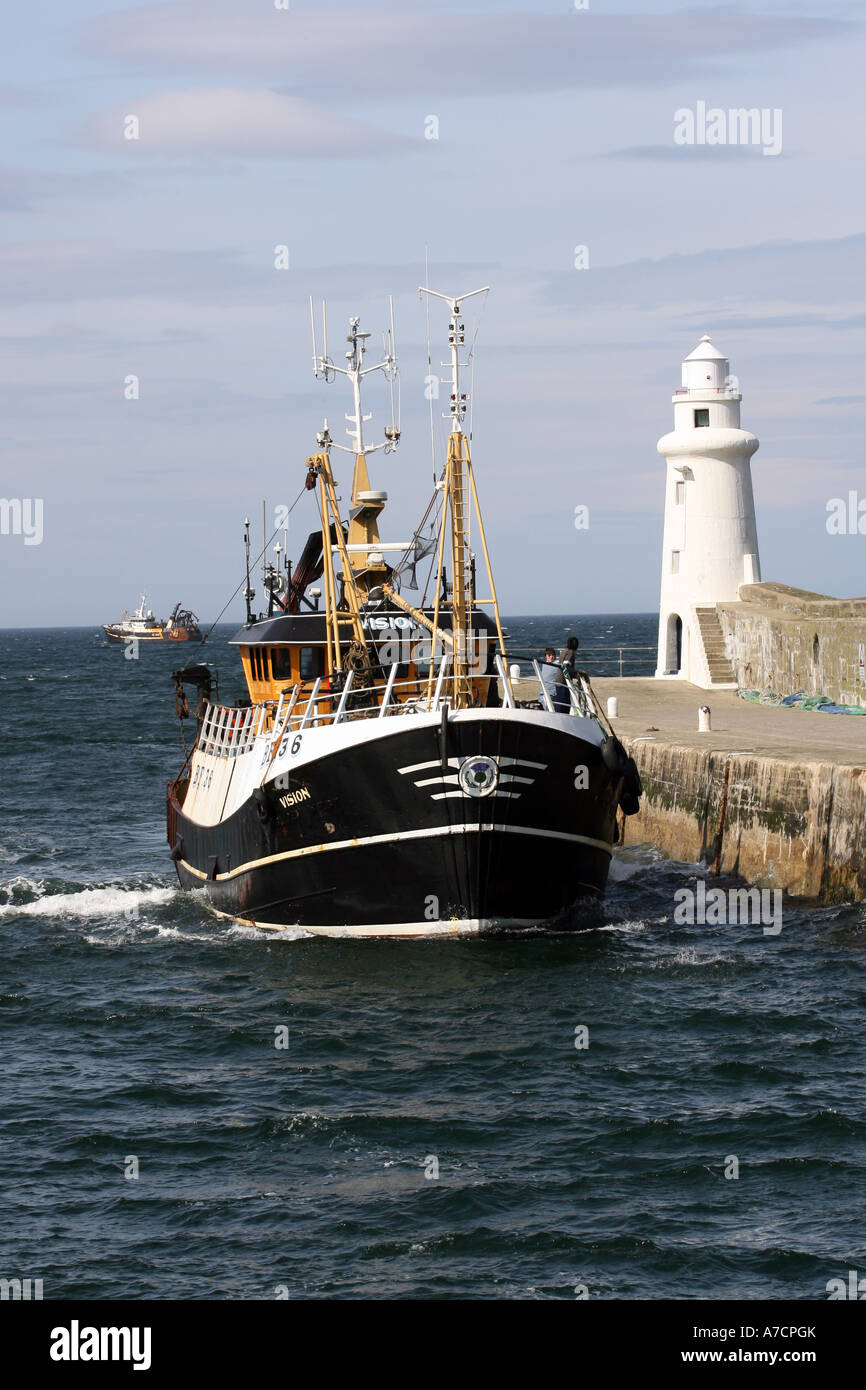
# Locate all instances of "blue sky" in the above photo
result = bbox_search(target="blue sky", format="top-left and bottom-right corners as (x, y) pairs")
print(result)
(1, 0), (865, 625)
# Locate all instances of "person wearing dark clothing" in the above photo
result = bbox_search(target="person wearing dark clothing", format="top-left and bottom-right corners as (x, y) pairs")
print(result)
(558, 635), (579, 674)
(553, 635), (578, 712)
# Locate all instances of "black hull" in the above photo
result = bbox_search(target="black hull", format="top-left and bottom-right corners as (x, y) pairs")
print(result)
(169, 714), (622, 935)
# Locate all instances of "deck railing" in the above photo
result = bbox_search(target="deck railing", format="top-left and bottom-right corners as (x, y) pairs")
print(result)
(195, 652), (610, 761)
(507, 646), (655, 678)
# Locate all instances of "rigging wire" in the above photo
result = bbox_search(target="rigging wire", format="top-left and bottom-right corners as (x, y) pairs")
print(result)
(466, 286), (489, 444)
(462, 290), (488, 570)
(423, 246), (438, 488)
(177, 481), (309, 673)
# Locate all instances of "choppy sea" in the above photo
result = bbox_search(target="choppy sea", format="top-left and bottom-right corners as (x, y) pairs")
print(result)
(1, 617), (865, 1300)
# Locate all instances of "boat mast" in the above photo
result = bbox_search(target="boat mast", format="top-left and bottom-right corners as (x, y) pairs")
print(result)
(309, 302), (400, 669)
(310, 300), (400, 601)
(242, 518), (255, 623)
(418, 286), (507, 708)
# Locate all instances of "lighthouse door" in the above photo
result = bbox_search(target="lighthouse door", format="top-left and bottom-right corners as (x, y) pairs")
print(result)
(665, 613), (682, 673)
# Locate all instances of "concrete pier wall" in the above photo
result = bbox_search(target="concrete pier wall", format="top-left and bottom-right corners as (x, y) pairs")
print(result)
(618, 737), (866, 902)
(716, 582), (866, 707)
(580, 677), (866, 904)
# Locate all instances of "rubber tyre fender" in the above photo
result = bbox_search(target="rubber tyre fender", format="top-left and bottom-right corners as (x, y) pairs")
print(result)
(600, 735), (629, 778)
(623, 755), (643, 798)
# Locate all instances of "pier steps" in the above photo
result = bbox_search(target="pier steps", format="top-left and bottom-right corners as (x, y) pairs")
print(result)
(695, 606), (736, 685)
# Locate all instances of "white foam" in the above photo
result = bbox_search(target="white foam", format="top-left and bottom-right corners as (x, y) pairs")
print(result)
(594, 919), (650, 934)
(0, 884), (175, 918)
(654, 947), (735, 968)
(608, 858), (646, 882)
(0, 874), (47, 902)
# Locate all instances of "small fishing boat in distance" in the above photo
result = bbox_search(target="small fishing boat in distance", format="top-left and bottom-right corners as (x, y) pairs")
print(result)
(164, 603), (204, 643)
(103, 596), (202, 645)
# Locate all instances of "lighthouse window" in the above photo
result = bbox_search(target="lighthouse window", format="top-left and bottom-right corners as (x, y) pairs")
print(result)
(671, 550), (680, 574)
(675, 481), (685, 505)
(694, 408), (710, 428)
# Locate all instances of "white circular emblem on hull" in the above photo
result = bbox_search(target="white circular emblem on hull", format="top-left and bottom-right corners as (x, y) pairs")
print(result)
(458, 755), (499, 798)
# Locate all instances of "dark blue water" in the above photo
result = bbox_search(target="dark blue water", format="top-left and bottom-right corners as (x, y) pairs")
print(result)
(2, 621), (865, 1300)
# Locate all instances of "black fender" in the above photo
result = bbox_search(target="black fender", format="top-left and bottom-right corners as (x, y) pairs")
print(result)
(600, 735), (629, 778)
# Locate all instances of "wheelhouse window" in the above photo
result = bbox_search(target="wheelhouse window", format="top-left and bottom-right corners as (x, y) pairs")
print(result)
(249, 647), (270, 681)
(694, 408), (710, 428)
(270, 647), (292, 681)
(299, 646), (325, 680)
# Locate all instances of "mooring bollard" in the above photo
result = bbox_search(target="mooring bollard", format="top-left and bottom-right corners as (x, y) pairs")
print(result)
(607, 696), (619, 719)
(698, 704), (711, 732)
(509, 664), (521, 683)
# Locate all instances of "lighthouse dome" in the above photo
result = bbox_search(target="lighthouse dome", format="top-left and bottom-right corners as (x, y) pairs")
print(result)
(681, 334), (729, 391)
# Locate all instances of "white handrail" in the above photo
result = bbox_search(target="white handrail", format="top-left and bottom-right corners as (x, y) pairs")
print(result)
(378, 661), (398, 717)
(433, 653), (452, 710)
(271, 690), (285, 746)
(334, 668), (355, 723)
(281, 684), (300, 734)
(217, 705), (230, 748)
(242, 705), (255, 751)
(533, 659), (555, 713)
(299, 677), (322, 729)
(494, 652), (515, 709)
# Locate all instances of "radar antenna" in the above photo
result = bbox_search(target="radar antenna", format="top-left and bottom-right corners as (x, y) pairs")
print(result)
(309, 297), (400, 455)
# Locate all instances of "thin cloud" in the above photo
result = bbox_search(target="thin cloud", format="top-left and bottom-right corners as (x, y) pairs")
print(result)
(0, 242), (266, 306)
(542, 233), (866, 315)
(0, 165), (122, 213)
(814, 394), (866, 405)
(76, 88), (412, 160)
(74, 4), (851, 97)
(602, 144), (790, 161)
(0, 244), (495, 307)
(0, 86), (41, 109)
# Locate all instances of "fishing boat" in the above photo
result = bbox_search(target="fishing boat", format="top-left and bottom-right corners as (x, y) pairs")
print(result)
(166, 290), (641, 936)
(103, 597), (202, 645)
(164, 603), (203, 643)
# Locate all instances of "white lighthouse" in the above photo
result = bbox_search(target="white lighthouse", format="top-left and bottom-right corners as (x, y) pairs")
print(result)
(655, 336), (760, 686)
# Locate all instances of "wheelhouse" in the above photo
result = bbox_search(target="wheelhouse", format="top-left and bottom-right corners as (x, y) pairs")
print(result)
(231, 607), (501, 716)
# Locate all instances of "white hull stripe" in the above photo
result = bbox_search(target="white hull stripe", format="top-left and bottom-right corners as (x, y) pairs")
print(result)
(398, 755), (547, 776)
(179, 821), (613, 883)
(415, 772), (533, 788)
(430, 790), (520, 800)
(207, 907), (574, 937)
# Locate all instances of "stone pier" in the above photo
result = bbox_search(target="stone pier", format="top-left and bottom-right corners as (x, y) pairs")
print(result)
(592, 678), (865, 902)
